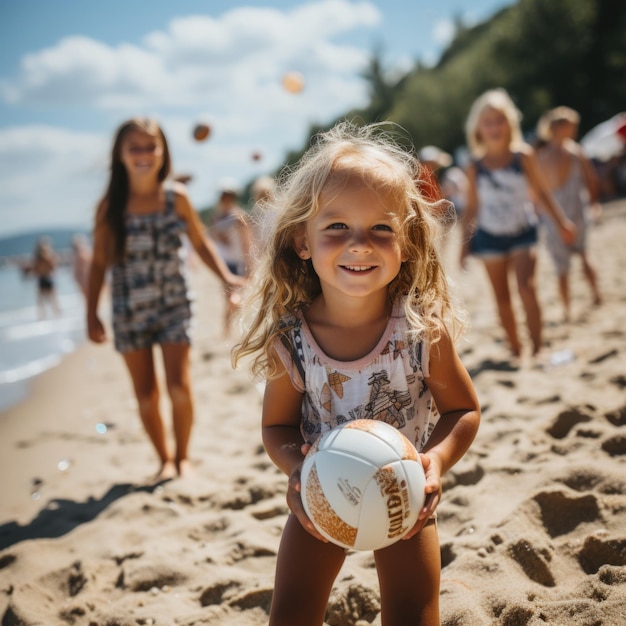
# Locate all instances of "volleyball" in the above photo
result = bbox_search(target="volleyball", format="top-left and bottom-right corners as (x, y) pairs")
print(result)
(281, 71), (305, 94)
(300, 419), (426, 551)
(192, 122), (211, 142)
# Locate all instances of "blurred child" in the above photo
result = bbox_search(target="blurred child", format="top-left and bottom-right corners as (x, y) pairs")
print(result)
(209, 183), (252, 337)
(536, 106), (602, 320)
(71, 234), (92, 299)
(233, 122), (480, 625)
(31, 237), (61, 319)
(87, 118), (243, 480)
(461, 89), (576, 359)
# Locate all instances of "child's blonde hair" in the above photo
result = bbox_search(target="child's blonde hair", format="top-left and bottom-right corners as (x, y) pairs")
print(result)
(465, 88), (524, 156)
(536, 106), (580, 142)
(233, 121), (464, 379)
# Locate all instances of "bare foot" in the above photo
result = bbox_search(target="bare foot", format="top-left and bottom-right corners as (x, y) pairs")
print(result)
(177, 459), (195, 478)
(154, 460), (177, 482)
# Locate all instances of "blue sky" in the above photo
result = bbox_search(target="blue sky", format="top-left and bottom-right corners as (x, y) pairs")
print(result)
(0, 0), (515, 237)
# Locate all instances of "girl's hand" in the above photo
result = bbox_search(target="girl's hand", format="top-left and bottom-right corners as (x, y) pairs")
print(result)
(559, 218), (577, 245)
(87, 315), (106, 343)
(225, 273), (246, 290)
(286, 455), (329, 543)
(403, 452), (442, 540)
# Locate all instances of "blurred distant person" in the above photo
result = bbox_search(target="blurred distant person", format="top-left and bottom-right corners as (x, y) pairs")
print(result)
(250, 175), (276, 251)
(419, 146), (469, 243)
(461, 89), (576, 359)
(87, 118), (243, 480)
(71, 234), (92, 300)
(535, 106), (602, 320)
(31, 237), (61, 318)
(209, 182), (252, 337)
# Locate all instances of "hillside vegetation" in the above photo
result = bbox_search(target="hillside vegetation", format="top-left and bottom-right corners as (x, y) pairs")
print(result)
(284, 0), (626, 165)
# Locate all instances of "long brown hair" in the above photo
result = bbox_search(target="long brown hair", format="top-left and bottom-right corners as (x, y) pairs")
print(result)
(102, 118), (171, 260)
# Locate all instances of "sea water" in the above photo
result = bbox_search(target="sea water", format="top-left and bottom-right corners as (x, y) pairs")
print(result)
(0, 264), (87, 412)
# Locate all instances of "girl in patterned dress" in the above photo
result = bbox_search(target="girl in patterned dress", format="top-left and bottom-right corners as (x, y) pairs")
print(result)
(88, 118), (243, 480)
(233, 122), (480, 625)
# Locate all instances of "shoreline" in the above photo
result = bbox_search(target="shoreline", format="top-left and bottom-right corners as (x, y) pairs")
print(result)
(1, 203), (625, 625)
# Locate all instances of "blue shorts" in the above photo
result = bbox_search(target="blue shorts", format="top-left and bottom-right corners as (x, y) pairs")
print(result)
(470, 226), (538, 258)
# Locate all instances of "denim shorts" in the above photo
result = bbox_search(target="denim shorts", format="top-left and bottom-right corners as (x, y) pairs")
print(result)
(470, 226), (538, 258)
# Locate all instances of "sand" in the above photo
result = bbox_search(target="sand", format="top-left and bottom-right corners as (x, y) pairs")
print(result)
(1, 200), (625, 626)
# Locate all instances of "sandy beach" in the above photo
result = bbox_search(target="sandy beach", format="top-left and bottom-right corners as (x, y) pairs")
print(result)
(1, 200), (625, 626)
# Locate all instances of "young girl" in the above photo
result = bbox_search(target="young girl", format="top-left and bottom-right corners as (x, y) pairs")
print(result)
(535, 106), (602, 321)
(87, 118), (243, 480)
(460, 89), (576, 358)
(233, 122), (480, 625)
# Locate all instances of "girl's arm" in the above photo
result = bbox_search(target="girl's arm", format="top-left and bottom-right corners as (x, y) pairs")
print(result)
(173, 184), (244, 288)
(520, 147), (576, 244)
(404, 328), (481, 539)
(577, 147), (603, 222)
(262, 354), (328, 542)
(459, 161), (478, 269)
(87, 202), (111, 343)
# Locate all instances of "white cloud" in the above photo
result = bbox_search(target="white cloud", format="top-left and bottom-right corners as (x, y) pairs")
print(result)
(0, 1), (382, 236)
(432, 19), (456, 47)
(0, 126), (110, 234)
(3, 0), (380, 110)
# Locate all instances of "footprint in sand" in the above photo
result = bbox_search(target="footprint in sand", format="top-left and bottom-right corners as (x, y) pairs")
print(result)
(601, 434), (626, 456)
(578, 535), (626, 574)
(507, 537), (556, 587)
(326, 583), (381, 625)
(533, 489), (601, 537)
(604, 404), (626, 426)
(546, 406), (593, 439)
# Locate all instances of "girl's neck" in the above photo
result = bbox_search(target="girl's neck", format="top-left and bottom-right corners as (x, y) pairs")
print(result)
(481, 146), (513, 168)
(308, 290), (392, 329)
(304, 291), (393, 361)
(128, 178), (161, 197)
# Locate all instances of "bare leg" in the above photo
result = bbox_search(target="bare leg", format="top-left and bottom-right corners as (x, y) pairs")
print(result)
(37, 291), (46, 320)
(557, 273), (571, 322)
(513, 248), (542, 355)
(161, 342), (194, 477)
(269, 515), (347, 626)
(122, 348), (175, 480)
(482, 257), (522, 357)
(375, 521), (441, 626)
(580, 251), (602, 305)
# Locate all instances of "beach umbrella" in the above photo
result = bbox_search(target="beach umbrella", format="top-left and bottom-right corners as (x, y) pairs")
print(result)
(580, 113), (626, 161)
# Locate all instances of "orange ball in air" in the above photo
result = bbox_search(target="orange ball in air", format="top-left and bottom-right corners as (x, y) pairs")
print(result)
(251, 151), (262, 162)
(282, 71), (305, 94)
(193, 123), (211, 142)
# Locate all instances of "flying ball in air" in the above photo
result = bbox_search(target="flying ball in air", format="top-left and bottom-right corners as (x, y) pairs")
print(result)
(282, 71), (305, 94)
(193, 122), (212, 142)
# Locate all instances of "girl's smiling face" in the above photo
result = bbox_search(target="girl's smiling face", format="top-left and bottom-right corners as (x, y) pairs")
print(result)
(477, 106), (511, 151)
(298, 182), (405, 302)
(120, 130), (164, 180)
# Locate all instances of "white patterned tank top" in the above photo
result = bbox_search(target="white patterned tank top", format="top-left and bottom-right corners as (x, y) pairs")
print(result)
(274, 298), (439, 450)
(475, 153), (537, 236)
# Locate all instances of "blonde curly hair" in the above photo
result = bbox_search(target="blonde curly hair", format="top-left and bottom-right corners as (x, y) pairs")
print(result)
(233, 121), (465, 379)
